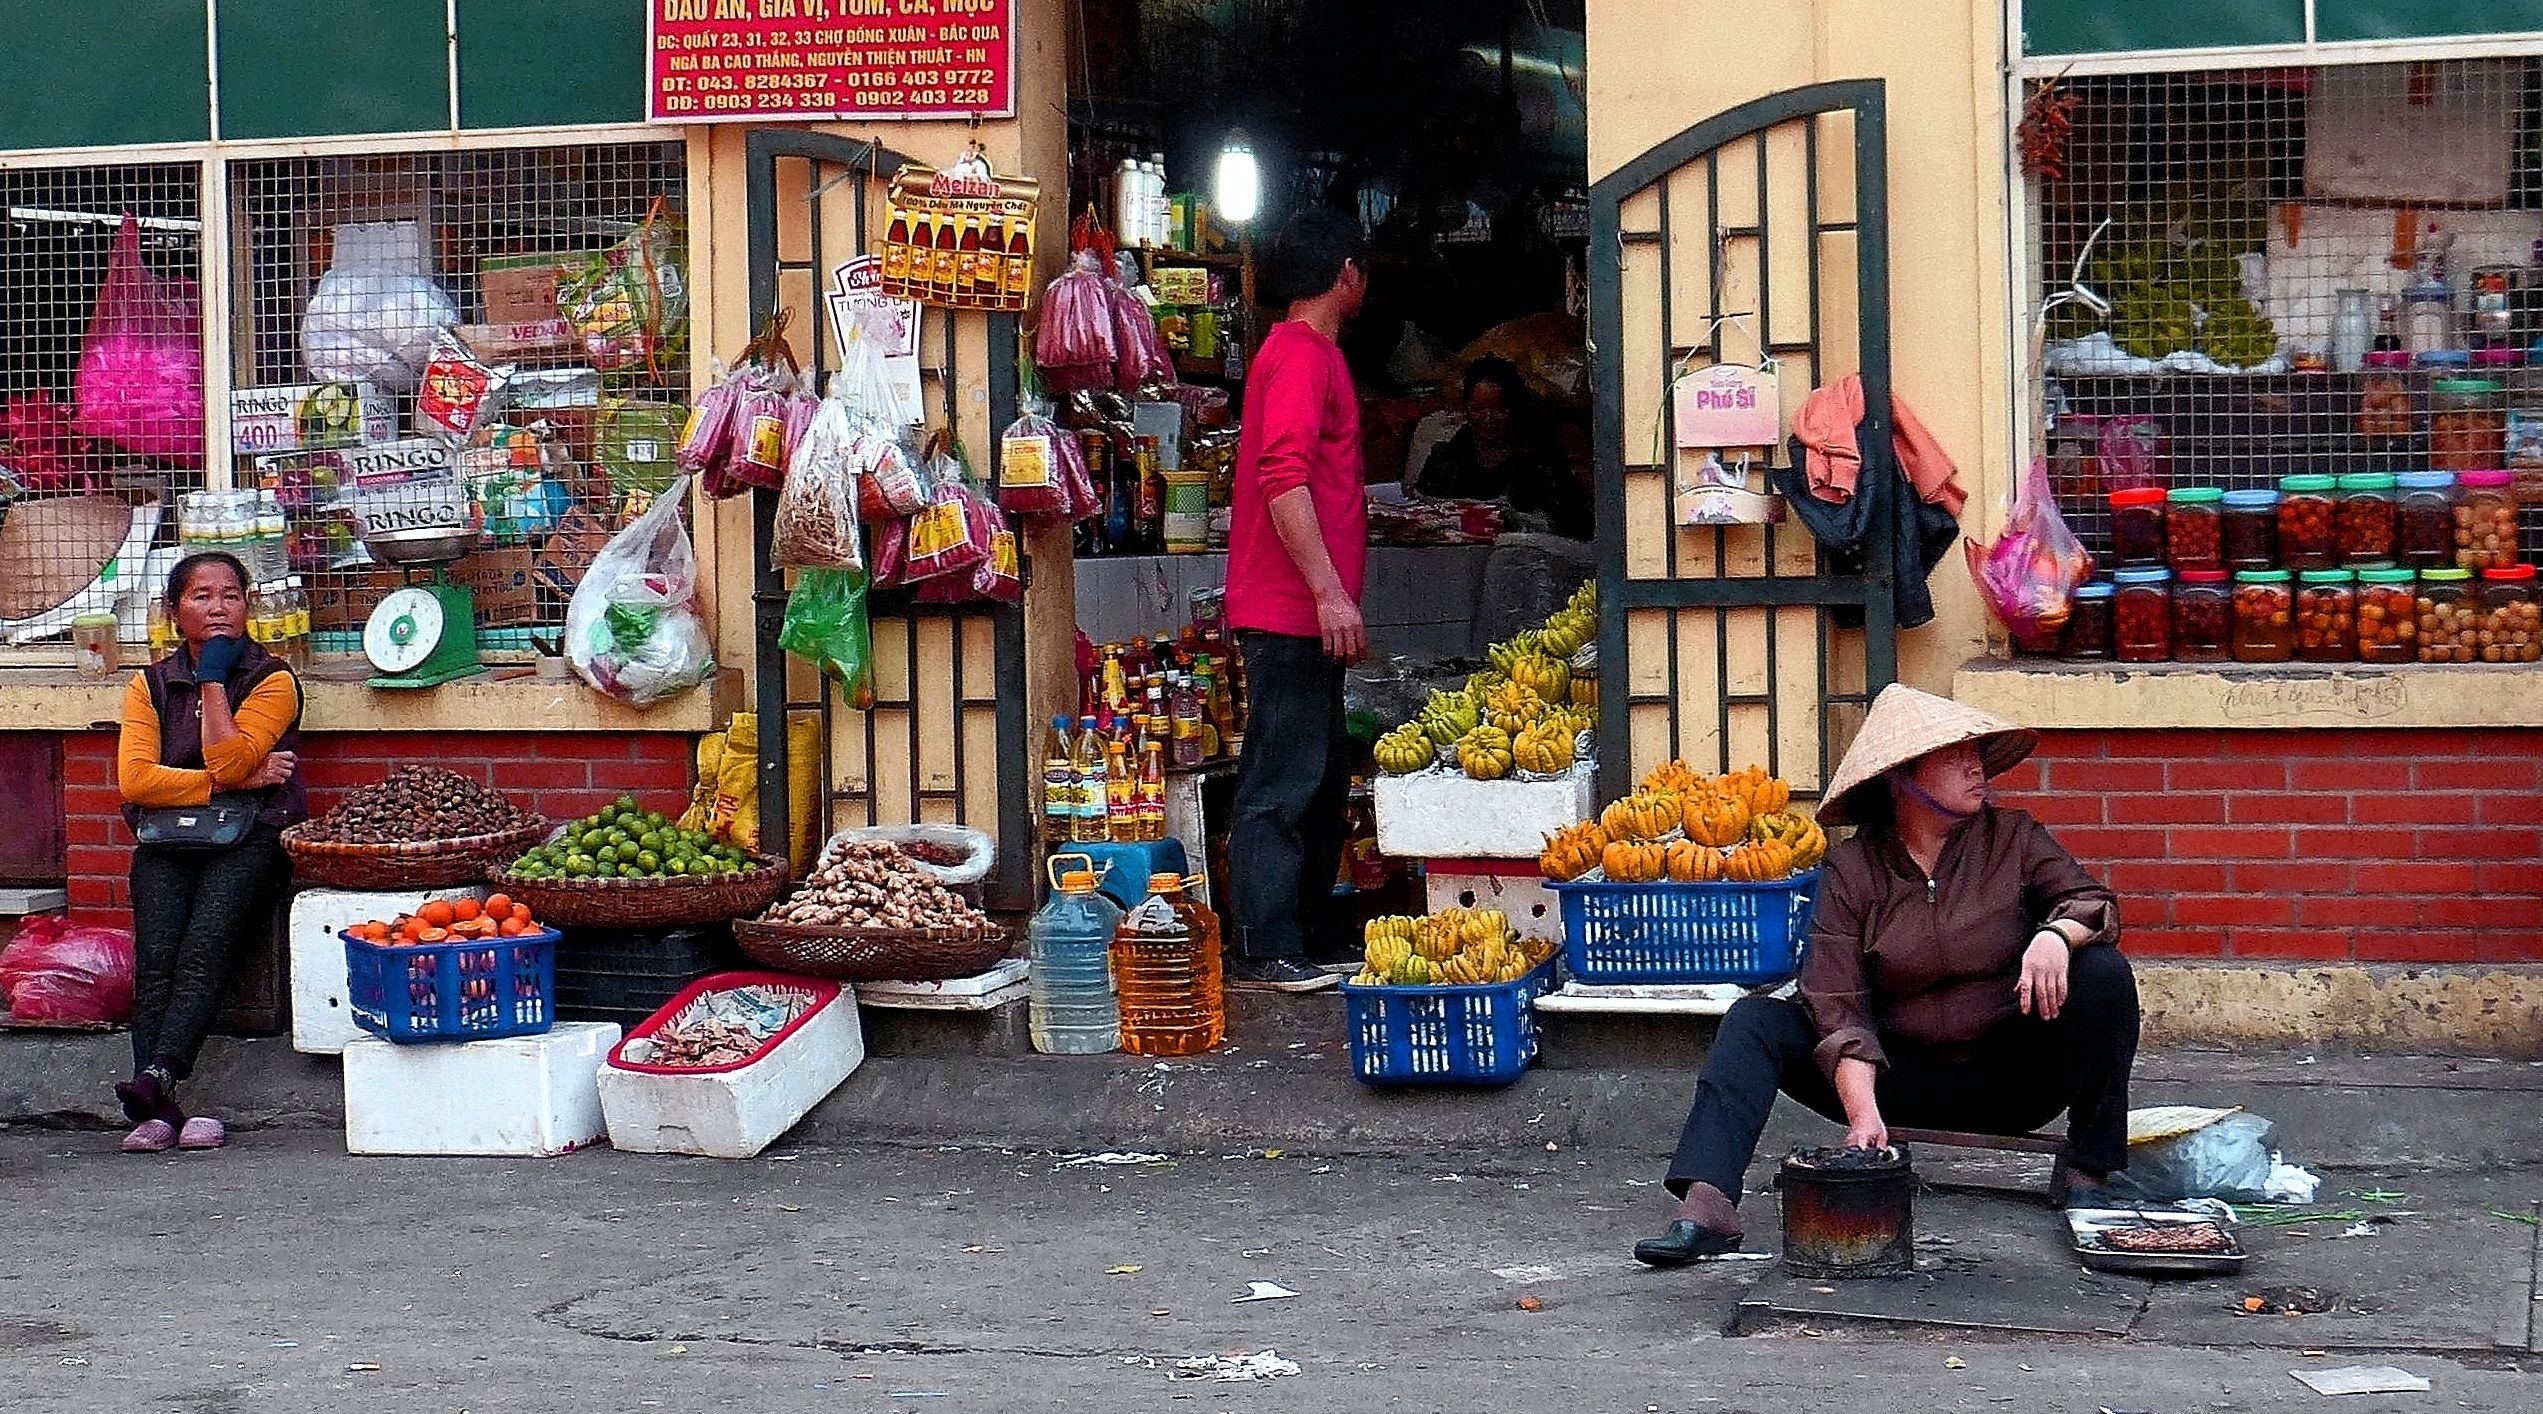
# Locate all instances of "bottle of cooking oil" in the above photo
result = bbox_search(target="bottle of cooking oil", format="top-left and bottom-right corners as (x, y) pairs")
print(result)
(1070, 714), (1110, 844)
(1113, 872), (1223, 1057)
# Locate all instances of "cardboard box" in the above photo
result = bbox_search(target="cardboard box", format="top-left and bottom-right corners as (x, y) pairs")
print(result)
(310, 567), (404, 631)
(479, 253), (576, 324)
(455, 319), (583, 364)
(535, 503), (615, 595)
(230, 381), (396, 456)
(452, 547), (537, 627)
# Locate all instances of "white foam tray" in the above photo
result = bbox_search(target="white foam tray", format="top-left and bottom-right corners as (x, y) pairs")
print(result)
(1373, 764), (1595, 861)
(598, 986), (864, 1160)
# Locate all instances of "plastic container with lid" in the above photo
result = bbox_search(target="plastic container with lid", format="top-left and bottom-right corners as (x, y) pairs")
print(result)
(2231, 569), (2296, 663)
(2355, 567), (2418, 664)
(2163, 486), (2224, 572)
(1027, 857), (1126, 1055)
(2357, 349), (2415, 442)
(2060, 581), (2114, 661)
(2221, 488), (2281, 570)
(2455, 469), (2521, 570)
(2108, 487), (2167, 566)
(2394, 470), (2459, 569)
(2295, 568), (2359, 662)
(2416, 567), (2479, 663)
(2276, 474), (2339, 570)
(2171, 569), (2232, 663)
(2333, 472), (2398, 564)
(2478, 564), (2540, 663)
(2430, 377), (2507, 473)
(1113, 872), (1224, 1057)
(2112, 567), (2172, 663)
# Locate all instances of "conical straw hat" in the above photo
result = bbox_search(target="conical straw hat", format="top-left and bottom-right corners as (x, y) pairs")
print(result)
(1815, 684), (2036, 827)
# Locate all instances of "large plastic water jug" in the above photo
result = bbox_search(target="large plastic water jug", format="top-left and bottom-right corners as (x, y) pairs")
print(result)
(1114, 872), (1224, 1057)
(1029, 855), (1124, 1054)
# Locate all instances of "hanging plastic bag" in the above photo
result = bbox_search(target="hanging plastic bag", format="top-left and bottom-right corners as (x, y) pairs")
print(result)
(416, 329), (514, 442)
(0, 914), (135, 1027)
(72, 214), (205, 466)
(565, 476), (717, 707)
(677, 363), (740, 486)
(561, 198), (690, 376)
(778, 566), (875, 708)
(997, 407), (1080, 524)
(1109, 280), (1175, 392)
(1963, 456), (2092, 652)
(771, 388), (863, 570)
(824, 326), (926, 520)
(915, 516), (1022, 604)
(1033, 250), (1119, 395)
(303, 219), (459, 393)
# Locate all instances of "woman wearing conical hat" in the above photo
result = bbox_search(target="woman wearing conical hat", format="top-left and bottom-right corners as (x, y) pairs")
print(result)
(1634, 684), (2139, 1266)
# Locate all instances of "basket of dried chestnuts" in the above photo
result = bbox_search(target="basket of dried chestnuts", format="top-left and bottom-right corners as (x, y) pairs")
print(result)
(283, 765), (550, 891)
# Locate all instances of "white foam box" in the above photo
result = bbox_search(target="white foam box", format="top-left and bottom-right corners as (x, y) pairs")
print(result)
(288, 885), (490, 1055)
(1421, 861), (1564, 946)
(342, 1021), (618, 1157)
(1374, 764), (1595, 860)
(598, 982), (865, 1160)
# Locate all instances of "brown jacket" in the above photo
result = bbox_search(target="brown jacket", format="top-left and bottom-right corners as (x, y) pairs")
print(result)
(1797, 805), (2118, 1078)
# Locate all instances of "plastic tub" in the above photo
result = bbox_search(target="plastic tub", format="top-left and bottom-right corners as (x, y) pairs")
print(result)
(1551, 872), (1821, 985)
(1340, 962), (1555, 1086)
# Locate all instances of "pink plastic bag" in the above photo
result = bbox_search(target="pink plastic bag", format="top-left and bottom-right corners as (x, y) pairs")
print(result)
(0, 914), (135, 1027)
(1032, 252), (1118, 395)
(73, 214), (204, 466)
(1964, 457), (2093, 652)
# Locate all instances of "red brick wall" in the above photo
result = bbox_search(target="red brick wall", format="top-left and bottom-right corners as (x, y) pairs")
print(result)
(1991, 728), (2543, 965)
(60, 731), (695, 926)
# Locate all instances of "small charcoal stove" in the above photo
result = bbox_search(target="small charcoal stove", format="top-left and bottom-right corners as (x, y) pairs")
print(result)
(1779, 1144), (1915, 1278)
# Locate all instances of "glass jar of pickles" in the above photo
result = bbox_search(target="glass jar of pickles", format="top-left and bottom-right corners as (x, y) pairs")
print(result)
(2164, 486), (2224, 573)
(2232, 569), (2297, 663)
(2477, 564), (2540, 663)
(2430, 377), (2507, 474)
(2112, 567), (2172, 663)
(2221, 488), (2280, 571)
(2061, 581), (2114, 661)
(2354, 567), (2418, 664)
(2455, 470), (2521, 570)
(2276, 474), (2339, 570)
(2334, 472), (2398, 565)
(2394, 471), (2459, 569)
(2108, 487), (2167, 567)
(2295, 568), (2358, 662)
(2357, 350), (2415, 442)
(2172, 569), (2232, 663)
(2415, 567), (2479, 663)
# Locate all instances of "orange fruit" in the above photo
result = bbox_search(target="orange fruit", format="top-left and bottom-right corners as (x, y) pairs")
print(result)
(420, 900), (456, 929)
(418, 927), (449, 944)
(484, 893), (513, 918)
(510, 903), (533, 924)
(359, 921), (389, 942)
(499, 918), (526, 937)
(452, 898), (482, 923)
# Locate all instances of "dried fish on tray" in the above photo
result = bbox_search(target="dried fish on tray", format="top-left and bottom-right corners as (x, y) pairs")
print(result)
(617, 983), (815, 1069)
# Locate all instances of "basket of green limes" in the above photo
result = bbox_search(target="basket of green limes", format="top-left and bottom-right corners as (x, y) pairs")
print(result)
(492, 796), (786, 930)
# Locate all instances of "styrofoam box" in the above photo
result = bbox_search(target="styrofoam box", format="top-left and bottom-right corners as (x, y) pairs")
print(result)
(1423, 864), (1564, 946)
(1374, 765), (1595, 860)
(343, 1021), (617, 1157)
(598, 988), (865, 1160)
(288, 885), (489, 1055)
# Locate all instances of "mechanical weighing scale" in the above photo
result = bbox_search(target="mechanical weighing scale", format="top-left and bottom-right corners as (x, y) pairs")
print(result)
(347, 465), (488, 690)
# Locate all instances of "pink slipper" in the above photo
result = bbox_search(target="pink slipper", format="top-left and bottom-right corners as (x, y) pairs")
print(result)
(122, 1120), (178, 1153)
(177, 1117), (227, 1151)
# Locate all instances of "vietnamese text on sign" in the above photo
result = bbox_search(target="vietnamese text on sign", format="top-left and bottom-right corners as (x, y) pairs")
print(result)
(649, 0), (1017, 122)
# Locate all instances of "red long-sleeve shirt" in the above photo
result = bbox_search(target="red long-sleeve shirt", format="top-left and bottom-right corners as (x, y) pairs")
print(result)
(1224, 321), (1366, 638)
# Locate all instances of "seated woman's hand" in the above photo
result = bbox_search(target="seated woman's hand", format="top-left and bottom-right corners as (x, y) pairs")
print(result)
(1844, 1114), (1889, 1151)
(241, 751), (297, 791)
(2018, 930), (2070, 1019)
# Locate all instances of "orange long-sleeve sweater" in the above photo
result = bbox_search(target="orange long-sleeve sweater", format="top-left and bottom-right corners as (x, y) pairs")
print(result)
(116, 671), (302, 808)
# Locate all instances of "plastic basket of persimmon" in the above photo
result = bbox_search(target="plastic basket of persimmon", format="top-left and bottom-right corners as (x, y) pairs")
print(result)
(341, 894), (559, 1044)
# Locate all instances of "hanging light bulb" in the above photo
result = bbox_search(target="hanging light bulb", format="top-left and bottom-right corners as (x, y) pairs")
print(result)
(1215, 132), (1260, 225)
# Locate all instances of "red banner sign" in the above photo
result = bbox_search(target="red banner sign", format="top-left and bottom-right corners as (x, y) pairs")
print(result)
(648, 0), (1016, 123)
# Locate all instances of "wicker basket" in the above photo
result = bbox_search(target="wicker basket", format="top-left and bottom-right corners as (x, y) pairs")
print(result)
(283, 818), (551, 892)
(488, 854), (788, 930)
(731, 917), (1013, 983)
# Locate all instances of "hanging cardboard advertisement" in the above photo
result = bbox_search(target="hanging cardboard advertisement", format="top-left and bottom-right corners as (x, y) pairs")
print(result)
(878, 152), (1039, 312)
(825, 255), (925, 426)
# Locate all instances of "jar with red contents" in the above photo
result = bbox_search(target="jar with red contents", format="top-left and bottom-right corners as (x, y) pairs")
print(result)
(2478, 564), (2541, 663)
(2164, 486), (2224, 573)
(2222, 488), (2280, 570)
(2171, 569), (2231, 663)
(2108, 487), (2167, 567)
(2334, 472), (2398, 565)
(2112, 567), (2172, 663)
(2394, 471), (2459, 570)
(2455, 470), (2522, 571)
(2354, 567), (2418, 664)
(2295, 568), (2358, 662)
(2060, 581), (2114, 661)
(2231, 569), (2296, 662)
(2276, 474), (2338, 570)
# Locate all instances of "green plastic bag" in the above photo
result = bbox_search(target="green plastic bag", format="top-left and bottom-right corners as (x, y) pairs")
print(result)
(779, 566), (873, 708)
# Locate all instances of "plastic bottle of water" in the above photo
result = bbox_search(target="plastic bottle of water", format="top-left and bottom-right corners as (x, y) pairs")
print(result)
(1028, 857), (1124, 1055)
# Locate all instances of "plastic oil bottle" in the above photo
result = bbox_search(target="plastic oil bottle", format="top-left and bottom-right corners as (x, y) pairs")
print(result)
(1028, 855), (1124, 1055)
(1041, 716), (1078, 846)
(1113, 872), (1223, 1057)
(1070, 714), (1110, 843)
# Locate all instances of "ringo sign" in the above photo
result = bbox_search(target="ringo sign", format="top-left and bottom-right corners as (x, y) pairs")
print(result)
(649, 0), (1016, 123)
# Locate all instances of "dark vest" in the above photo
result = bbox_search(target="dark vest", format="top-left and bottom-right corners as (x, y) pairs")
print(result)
(123, 639), (308, 833)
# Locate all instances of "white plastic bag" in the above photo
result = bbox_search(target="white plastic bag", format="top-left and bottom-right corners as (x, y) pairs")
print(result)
(2112, 1109), (2278, 1202)
(817, 823), (995, 887)
(770, 387), (863, 570)
(565, 476), (716, 707)
(303, 221), (459, 393)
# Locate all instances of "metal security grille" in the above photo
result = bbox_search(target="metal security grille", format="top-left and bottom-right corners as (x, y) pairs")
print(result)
(229, 141), (688, 646)
(0, 163), (201, 653)
(2030, 59), (2543, 564)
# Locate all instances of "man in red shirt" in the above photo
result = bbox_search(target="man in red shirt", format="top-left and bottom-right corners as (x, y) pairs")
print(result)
(1223, 208), (1370, 992)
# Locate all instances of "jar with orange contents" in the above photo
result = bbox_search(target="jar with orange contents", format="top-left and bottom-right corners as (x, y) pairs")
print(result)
(2295, 568), (2358, 662)
(2334, 472), (2398, 565)
(2477, 564), (2541, 663)
(2231, 569), (2296, 663)
(2353, 567), (2417, 665)
(2455, 470), (2522, 571)
(2415, 567), (2479, 663)
(2275, 474), (2338, 570)
(2112, 567), (2173, 663)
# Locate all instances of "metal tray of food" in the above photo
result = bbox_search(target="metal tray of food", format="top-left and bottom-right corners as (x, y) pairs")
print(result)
(2067, 1207), (2249, 1276)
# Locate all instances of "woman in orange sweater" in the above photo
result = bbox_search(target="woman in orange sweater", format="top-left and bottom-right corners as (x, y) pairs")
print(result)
(114, 551), (304, 1153)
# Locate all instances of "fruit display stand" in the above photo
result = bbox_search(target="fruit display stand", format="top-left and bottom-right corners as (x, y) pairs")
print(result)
(598, 972), (863, 1160)
(343, 1020), (617, 1157)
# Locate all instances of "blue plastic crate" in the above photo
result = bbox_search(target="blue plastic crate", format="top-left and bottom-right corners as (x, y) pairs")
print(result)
(1340, 961), (1556, 1086)
(1551, 871), (1822, 985)
(342, 928), (560, 1044)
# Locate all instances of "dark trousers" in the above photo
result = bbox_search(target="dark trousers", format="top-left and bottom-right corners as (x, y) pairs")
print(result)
(128, 827), (290, 1081)
(1228, 631), (1351, 961)
(1667, 944), (2139, 1198)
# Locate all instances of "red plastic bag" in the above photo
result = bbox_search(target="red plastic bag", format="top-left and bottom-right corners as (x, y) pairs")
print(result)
(1032, 252), (1118, 395)
(1964, 457), (2093, 652)
(73, 214), (205, 466)
(0, 914), (135, 1027)
(916, 499), (1022, 604)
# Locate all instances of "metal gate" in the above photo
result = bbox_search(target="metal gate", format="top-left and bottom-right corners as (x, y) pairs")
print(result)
(745, 130), (1035, 911)
(1589, 80), (1896, 805)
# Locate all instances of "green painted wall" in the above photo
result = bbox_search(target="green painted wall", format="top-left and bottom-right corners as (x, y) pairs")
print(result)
(0, 2), (211, 149)
(457, 0), (649, 129)
(2025, 0), (2543, 55)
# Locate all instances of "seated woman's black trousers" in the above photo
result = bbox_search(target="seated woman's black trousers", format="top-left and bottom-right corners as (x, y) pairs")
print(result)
(1665, 944), (2139, 1198)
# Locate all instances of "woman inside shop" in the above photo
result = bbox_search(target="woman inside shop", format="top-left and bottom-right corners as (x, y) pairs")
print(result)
(112, 551), (303, 1154)
(1633, 685), (2139, 1265)
(1408, 356), (1591, 540)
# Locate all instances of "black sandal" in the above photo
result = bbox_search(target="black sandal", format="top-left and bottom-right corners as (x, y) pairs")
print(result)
(1633, 1220), (1743, 1267)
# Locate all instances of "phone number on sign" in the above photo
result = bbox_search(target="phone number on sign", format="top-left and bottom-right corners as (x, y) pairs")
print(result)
(853, 87), (994, 107)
